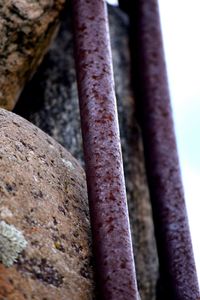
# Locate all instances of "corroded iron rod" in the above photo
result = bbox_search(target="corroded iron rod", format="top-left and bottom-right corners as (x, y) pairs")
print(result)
(127, 1), (200, 299)
(72, 1), (139, 299)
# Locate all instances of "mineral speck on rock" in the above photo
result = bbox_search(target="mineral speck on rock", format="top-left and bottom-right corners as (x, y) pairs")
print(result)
(0, 108), (94, 300)
(0, 0), (65, 110)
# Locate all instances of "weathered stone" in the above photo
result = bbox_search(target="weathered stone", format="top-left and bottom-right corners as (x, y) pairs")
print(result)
(15, 5), (159, 300)
(0, 109), (94, 300)
(0, 0), (65, 110)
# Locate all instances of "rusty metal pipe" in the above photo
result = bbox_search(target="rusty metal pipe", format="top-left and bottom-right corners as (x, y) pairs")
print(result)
(71, 1), (139, 299)
(128, 1), (200, 299)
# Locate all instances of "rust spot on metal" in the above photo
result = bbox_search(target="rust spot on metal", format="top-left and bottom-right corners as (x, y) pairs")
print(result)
(128, 0), (200, 299)
(72, 1), (139, 299)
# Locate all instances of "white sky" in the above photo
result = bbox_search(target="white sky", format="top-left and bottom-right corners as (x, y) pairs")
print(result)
(107, 0), (118, 5)
(107, 0), (200, 284)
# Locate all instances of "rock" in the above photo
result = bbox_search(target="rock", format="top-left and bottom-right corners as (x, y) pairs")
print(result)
(14, 5), (159, 300)
(0, 109), (94, 300)
(0, 0), (65, 110)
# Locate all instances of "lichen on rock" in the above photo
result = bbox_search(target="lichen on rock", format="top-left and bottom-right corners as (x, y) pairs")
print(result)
(0, 108), (94, 300)
(0, 221), (27, 267)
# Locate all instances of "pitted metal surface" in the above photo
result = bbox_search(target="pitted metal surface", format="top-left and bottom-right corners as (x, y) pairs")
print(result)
(130, 1), (200, 299)
(72, 1), (139, 299)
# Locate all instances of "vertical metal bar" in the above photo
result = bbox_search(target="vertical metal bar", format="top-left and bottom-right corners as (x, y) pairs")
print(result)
(71, 1), (139, 299)
(128, 1), (200, 299)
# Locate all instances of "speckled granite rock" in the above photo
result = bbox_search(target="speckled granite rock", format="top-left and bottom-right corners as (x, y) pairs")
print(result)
(0, 0), (65, 110)
(0, 109), (94, 300)
(15, 4), (159, 300)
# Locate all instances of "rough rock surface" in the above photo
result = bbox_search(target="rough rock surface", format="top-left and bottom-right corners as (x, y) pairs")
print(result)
(0, 109), (94, 300)
(0, 0), (65, 110)
(15, 5), (159, 300)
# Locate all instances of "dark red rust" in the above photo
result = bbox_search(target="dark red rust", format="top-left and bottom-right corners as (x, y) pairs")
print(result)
(128, 1), (200, 299)
(71, 1), (139, 299)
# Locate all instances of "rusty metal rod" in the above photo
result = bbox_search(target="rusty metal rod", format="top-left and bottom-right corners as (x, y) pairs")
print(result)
(127, 0), (200, 299)
(71, 1), (139, 299)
